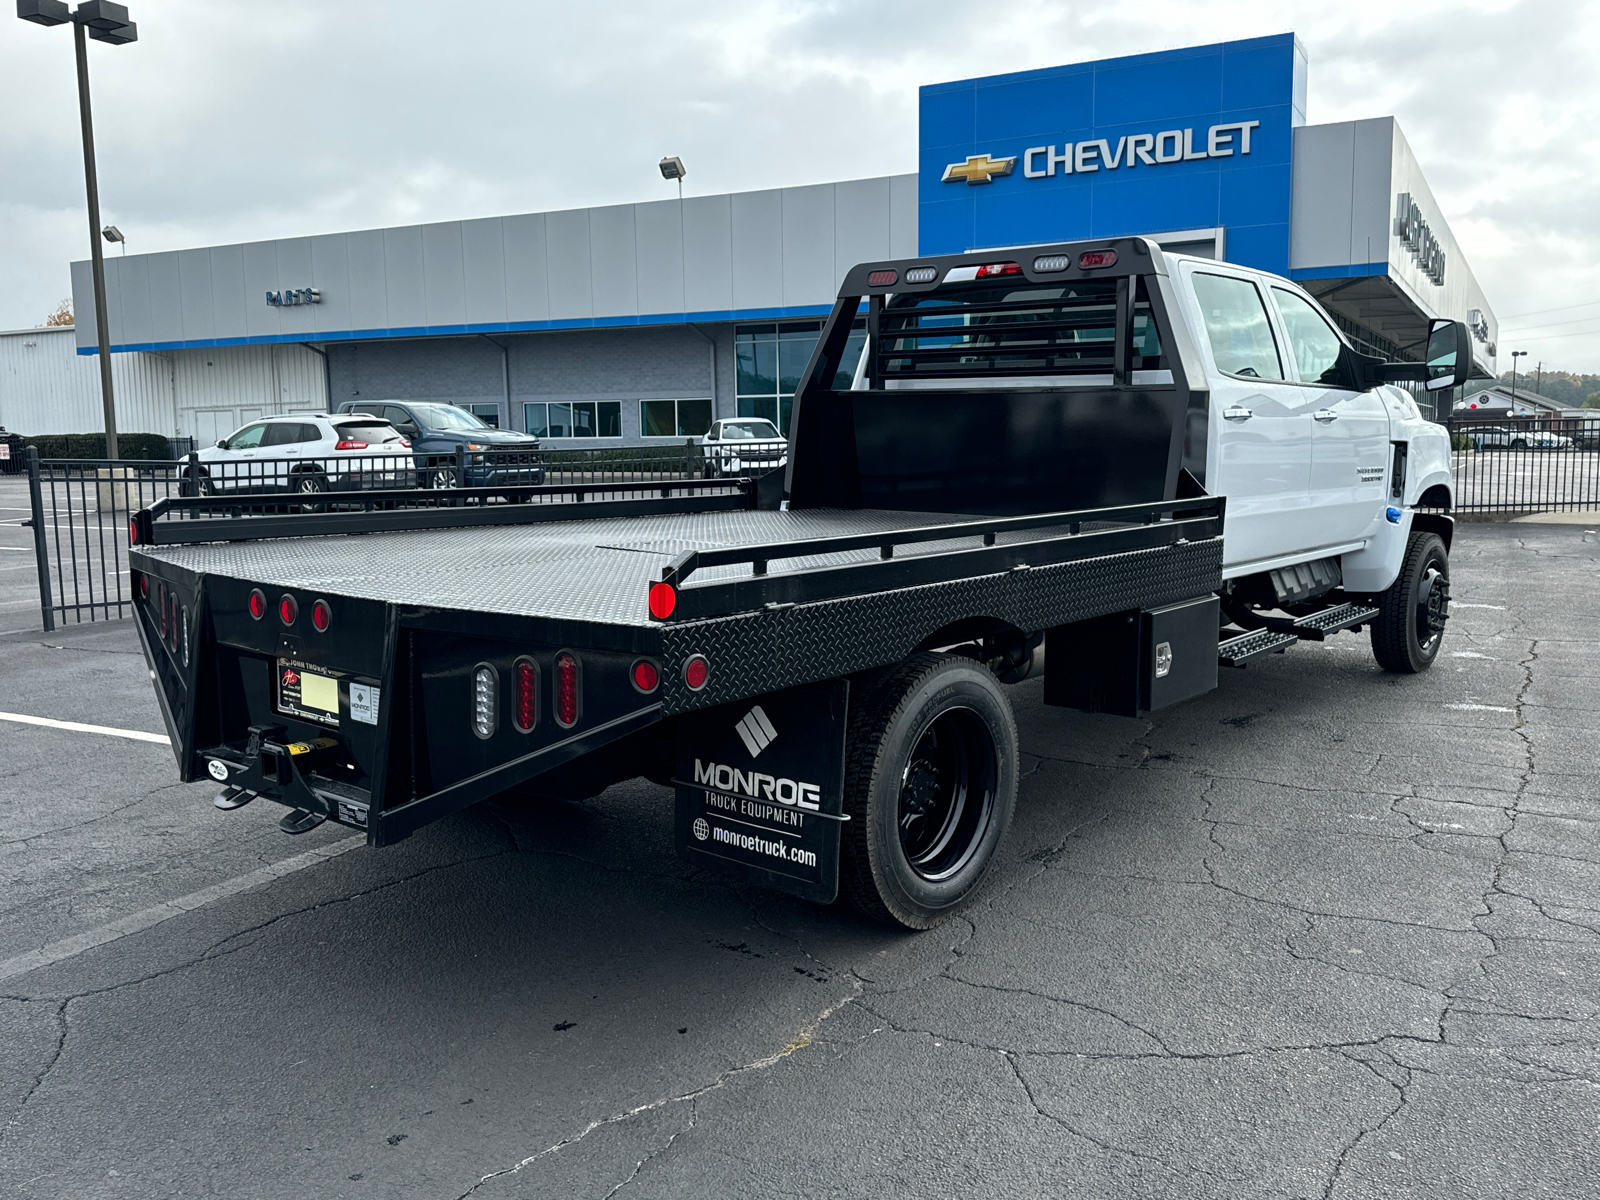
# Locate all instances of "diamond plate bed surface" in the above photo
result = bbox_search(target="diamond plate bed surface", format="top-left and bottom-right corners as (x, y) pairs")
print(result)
(135, 508), (1041, 626)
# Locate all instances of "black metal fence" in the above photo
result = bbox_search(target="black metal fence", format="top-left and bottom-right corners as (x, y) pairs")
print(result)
(20, 441), (743, 630)
(1445, 415), (1600, 514)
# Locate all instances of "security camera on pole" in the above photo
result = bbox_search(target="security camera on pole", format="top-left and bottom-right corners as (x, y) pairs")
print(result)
(17, 0), (138, 461)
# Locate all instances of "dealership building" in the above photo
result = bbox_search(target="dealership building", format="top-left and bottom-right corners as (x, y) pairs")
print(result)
(17, 33), (1499, 445)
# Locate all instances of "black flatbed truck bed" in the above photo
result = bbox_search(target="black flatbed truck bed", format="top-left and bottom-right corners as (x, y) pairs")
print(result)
(129, 236), (1231, 929)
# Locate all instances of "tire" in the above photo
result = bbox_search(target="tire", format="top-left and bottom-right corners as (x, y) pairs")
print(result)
(293, 470), (327, 513)
(181, 468), (212, 498)
(839, 652), (1018, 929)
(430, 465), (461, 489)
(1371, 532), (1450, 673)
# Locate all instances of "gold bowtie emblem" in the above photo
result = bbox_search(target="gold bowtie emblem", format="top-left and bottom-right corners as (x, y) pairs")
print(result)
(941, 154), (1017, 185)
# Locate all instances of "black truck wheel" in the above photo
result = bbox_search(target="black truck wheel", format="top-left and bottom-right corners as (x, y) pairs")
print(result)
(1371, 532), (1450, 673)
(840, 652), (1018, 929)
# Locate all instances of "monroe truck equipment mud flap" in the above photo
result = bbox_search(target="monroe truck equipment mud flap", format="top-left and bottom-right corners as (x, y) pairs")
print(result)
(674, 679), (850, 904)
(1046, 595), (1220, 717)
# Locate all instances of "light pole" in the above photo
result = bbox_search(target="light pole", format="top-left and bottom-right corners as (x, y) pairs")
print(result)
(18, 0), (138, 461)
(103, 224), (125, 255)
(1510, 349), (1527, 410)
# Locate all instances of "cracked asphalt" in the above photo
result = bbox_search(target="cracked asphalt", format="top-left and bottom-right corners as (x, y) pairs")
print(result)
(3, 521), (1598, 1199)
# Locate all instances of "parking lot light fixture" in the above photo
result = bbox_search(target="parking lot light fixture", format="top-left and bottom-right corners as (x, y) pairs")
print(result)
(15, 0), (138, 460)
(659, 155), (686, 202)
(1510, 350), (1527, 405)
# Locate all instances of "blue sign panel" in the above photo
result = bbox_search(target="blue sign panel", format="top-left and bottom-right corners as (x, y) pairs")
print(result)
(919, 35), (1307, 275)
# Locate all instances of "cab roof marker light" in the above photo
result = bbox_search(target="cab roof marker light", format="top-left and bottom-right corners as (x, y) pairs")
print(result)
(1033, 254), (1072, 272)
(903, 266), (938, 284)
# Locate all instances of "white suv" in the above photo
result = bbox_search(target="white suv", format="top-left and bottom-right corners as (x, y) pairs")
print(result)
(186, 413), (415, 498)
(700, 417), (788, 478)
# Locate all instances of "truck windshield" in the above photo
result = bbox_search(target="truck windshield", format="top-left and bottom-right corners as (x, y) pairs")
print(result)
(879, 279), (1164, 382)
(409, 404), (491, 431)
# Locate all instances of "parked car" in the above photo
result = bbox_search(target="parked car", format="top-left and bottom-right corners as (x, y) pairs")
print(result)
(185, 413), (415, 498)
(337, 401), (543, 487)
(700, 417), (788, 477)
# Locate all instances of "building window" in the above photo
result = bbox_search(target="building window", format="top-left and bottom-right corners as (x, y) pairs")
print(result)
(640, 398), (712, 438)
(464, 403), (501, 428)
(735, 319), (866, 435)
(524, 401), (622, 438)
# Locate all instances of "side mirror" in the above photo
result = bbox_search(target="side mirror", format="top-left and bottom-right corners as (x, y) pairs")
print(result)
(216, 439), (227, 449)
(1424, 318), (1474, 392)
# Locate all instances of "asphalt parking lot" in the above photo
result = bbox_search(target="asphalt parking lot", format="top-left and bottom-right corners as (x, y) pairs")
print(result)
(3, 520), (1598, 1199)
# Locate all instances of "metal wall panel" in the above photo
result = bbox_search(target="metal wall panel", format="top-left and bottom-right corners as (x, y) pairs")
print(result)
(70, 260), (97, 350)
(889, 173), (918, 258)
(781, 184), (836, 307)
(117, 255), (154, 348)
(422, 222), (468, 328)
(731, 189), (784, 311)
(309, 234), (351, 336)
(273, 237), (317, 338)
(633, 199), (685, 317)
(177, 249), (215, 341)
(1289, 121), (1356, 269)
(502, 213), (550, 324)
(1350, 118), (1394, 265)
(682, 194), (733, 314)
(0, 327), (176, 435)
(171, 342), (326, 436)
(589, 204), (640, 319)
(382, 226), (427, 330)
(146, 252), (184, 345)
(210, 244), (248, 341)
(461, 217), (508, 326)
(834, 176), (892, 290)
(241, 241), (280, 338)
(545, 208), (593, 320)
(345, 229), (389, 333)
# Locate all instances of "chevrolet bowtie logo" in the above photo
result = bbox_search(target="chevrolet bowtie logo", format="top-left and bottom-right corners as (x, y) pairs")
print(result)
(942, 153), (1017, 185)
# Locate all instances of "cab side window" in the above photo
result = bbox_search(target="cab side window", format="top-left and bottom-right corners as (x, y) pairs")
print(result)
(1272, 288), (1345, 385)
(1191, 273), (1284, 381)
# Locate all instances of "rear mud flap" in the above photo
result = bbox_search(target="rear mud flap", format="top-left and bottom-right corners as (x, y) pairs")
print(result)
(674, 679), (849, 904)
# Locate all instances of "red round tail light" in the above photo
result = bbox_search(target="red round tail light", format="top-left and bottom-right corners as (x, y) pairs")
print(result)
(683, 655), (709, 691)
(158, 584), (168, 638)
(248, 588), (266, 620)
(631, 659), (660, 694)
(278, 594), (298, 626)
(554, 652), (580, 727)
(138, 572), (148, 598)
(311, 599), (332, 632)
(513, 657), (538, 733)
(128, 516), (139, 546)
(1077, 249), (1118, 269)
(648, 581), (677, 619)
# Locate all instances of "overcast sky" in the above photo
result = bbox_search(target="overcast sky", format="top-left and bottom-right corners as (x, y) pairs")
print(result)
(3, 0), (1597, 375)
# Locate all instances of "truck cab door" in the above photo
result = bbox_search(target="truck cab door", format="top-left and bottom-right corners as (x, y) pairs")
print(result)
(1185, 268), (1315, 573)
(1269, 286), (1392, 547)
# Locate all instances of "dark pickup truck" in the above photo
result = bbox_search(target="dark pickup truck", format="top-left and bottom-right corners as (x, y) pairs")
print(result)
(337, 400), (543, 487)
(128, 236), (1470, 929)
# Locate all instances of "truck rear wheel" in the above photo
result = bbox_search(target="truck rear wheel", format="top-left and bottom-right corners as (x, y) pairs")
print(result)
(840, 652), (1018, 929)
(1371, 532), (1450, 673)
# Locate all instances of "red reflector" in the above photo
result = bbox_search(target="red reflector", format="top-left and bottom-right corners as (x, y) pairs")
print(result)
(335, 439), (368, 450)
(632, 660), (659, 693)
(279, 594), (298, 626)
(867, 269), (898, 287)
(554, 653), (580, 727)
(311, 599), (332, 633)
(684, 655), (709, 691)
(648, 581), (677, 619)
(1077, 249), (1118, 269)
(975, 262), (1022, 278)
(248, 588), (266, 620)
(513, 657), (538, 733)
(159, 585), (168, 638)
(128, 516), (139, 546)
(139, 573), (148, 598)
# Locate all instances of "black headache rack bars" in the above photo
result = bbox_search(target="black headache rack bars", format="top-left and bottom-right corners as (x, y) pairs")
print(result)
(652, 496), (1224, 622)
(129, 476), (761, 547)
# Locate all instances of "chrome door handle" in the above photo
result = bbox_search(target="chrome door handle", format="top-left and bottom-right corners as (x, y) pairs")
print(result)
(1223, 405), (1253, 422)
(1313, 410), (1338, 423)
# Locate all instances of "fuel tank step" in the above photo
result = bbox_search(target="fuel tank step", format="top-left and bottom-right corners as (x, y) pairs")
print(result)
(1261, 602), (1381, 641)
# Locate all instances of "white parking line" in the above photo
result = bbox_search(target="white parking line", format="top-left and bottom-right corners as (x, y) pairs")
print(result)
(0, 710), (170, 744)
(0, 835), (365, 982)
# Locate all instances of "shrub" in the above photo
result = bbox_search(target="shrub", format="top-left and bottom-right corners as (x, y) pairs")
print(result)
(21, 433), (173, 461)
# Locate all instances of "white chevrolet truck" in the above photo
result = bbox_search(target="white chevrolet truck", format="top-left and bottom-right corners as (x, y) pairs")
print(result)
(129, 236), (1469, 930)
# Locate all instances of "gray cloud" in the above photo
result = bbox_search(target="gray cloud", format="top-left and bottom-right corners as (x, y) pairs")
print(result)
(2, 0), (1596, 369)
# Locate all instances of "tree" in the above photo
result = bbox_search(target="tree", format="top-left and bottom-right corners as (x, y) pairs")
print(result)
(42, 299), (72, 327)
(1585, 392), (1600, 409)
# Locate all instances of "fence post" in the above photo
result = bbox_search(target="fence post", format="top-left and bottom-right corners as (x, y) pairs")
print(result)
(24, 447), (55, 633)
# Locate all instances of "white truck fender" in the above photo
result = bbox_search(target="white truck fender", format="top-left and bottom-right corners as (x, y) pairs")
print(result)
(1404, 417), (1454, 510)
(1341, 507), (1413, 593)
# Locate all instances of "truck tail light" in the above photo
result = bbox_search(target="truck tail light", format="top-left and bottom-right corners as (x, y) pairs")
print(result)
(335, 440), (368, 450)
(1078, 249), (1118, 269)
(554, 653), (580, 727)
(683, 654), (709, 691)
(975, 262), (1021, 278)
(399, 438), (412, 448)
(472, 664), (497, 739)
(513, 657), (538, 732)
(867, 269), (898, 286)
(631, 659), (659, 694)
(138, 572), (148, 598)
(128, 516), (139, 546)
(311, 599), (332, 632)
(248, 588), (266, 620)
(159, 584), (168, 638)
(279, 594), (298, 626)
(648, 581), (676, 619)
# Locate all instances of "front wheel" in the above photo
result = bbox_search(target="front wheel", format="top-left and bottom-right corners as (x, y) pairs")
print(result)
(293, 471), (327, 513)
(1371, 532), (1450, 673)
(840, 652), (1018, 929)
(429, 465), (461, 489)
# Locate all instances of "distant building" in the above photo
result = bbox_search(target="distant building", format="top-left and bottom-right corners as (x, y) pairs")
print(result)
(1455, 385), (1600, 428)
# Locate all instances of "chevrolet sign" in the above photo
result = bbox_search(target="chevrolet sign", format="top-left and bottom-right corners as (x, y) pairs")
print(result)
(944, 121), (1261, 186)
